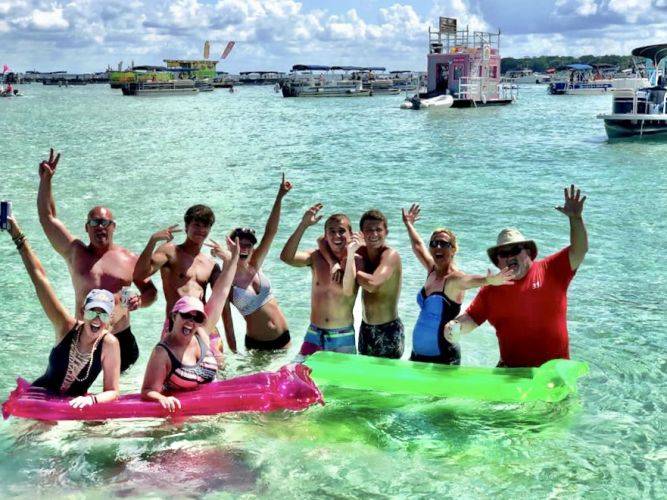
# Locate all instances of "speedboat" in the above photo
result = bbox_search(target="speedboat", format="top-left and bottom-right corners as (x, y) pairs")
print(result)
(598, 44), (667, 139)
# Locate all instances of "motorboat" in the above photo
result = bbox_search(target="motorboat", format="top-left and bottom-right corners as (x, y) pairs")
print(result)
(597, 44), (667, 139)
(280, 65), (371, 97)
(403, 17), (518, 110)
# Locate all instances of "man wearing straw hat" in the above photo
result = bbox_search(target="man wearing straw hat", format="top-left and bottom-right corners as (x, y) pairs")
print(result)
(443, 185), (588, 367)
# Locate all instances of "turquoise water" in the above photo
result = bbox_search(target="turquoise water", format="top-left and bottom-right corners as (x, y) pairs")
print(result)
(0, 84), (665, 497)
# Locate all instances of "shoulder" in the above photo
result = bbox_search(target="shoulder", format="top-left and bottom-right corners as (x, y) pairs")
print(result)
(102, 333), (119, 349)
(381, 247), (401, 264)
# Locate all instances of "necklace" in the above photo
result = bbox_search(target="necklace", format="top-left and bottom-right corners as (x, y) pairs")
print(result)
(61, 325), (103, 392)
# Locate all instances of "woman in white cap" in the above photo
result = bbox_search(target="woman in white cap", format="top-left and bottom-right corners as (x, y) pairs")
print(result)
(5, 216), (120, 408)
(402, 205), (512, 364)
(141, 237), (240, 411)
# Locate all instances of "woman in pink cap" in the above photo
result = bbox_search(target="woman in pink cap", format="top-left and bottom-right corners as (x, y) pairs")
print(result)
(141, 237), (240, 411)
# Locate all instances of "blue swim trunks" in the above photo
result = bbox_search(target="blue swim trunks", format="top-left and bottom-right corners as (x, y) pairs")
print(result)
(299, 324), (356, 356)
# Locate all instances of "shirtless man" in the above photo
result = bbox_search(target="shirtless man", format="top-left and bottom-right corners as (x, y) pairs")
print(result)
(37, 148), (157, 372)
(280, 204), (363, 357)
(354, 209), (403, 358)
(133, 205), (226, 350)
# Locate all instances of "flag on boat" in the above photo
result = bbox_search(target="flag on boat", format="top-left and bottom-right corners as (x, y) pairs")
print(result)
(221, 41), (235, 59)
(204, 40), (210, 59)
(1, 64), (9, 74)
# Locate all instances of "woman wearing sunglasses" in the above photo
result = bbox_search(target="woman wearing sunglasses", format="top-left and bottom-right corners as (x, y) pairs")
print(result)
(219, 174), (293, 352)
(401, 205), (512, 364)
(141, 237), (240, 411)
(4, 216), (120, 408)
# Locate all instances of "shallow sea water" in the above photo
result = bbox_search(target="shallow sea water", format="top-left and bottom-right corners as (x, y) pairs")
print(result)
(0, 84), (665, 498)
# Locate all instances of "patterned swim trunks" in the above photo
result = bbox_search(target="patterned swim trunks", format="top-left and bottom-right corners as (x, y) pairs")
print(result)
(358, 318), (404, 359)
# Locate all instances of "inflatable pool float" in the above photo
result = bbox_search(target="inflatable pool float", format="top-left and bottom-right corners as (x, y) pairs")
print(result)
(305, 352), (588, 403)
(2, 364), (323, 421)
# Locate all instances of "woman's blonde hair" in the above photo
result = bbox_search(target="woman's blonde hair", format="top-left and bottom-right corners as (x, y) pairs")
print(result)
(430, 228), (458, 254)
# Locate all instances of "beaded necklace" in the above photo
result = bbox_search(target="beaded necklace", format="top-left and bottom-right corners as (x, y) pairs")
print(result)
(60, 325), (104, 393)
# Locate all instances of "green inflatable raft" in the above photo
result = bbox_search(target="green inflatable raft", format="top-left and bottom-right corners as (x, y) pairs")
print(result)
(304, 351), (589, 403)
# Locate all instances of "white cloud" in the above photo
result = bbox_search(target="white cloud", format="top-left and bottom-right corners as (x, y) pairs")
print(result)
(25, 6), (70, 30)
(608, 0), (651, 22)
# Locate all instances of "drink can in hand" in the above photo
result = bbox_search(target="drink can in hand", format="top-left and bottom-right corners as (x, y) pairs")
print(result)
(121, 286), (137, 308)
(0, 201), (11, 231)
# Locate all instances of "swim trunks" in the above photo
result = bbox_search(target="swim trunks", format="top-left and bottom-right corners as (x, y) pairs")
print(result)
(245, 330), (291, 350)
(358, 318), (404, 359)
(115, 326), (139, 372)
(299, 324), (356, 356)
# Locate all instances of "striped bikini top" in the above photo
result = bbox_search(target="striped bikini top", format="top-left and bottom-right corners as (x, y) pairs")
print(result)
(231, 270), (273, 316)
(157, 333), (218, 391)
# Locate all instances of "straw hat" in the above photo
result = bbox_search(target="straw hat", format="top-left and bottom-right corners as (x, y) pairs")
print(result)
(487, 228), (538, 266)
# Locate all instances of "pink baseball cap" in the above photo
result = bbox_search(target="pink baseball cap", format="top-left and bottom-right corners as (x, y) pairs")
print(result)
(171, 296), (207, 319)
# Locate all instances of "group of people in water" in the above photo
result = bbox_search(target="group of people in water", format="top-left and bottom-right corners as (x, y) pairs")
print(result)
(4, 148), (588, 411)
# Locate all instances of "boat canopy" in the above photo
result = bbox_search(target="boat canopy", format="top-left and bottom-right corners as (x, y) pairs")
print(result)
(132, 65), (168, 72)
(292, 64), (330, 71)
(240, 71), (282, 75)
(389, 70), (413, 74)
(567, 64), (593, 71)
(631, 44), (667, 65)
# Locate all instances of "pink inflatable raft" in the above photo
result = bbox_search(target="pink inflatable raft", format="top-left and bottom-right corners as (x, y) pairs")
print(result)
(2, 364), (324, 421)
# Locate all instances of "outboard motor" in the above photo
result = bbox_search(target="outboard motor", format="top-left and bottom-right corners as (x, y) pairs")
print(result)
(410, 94), (422, 110)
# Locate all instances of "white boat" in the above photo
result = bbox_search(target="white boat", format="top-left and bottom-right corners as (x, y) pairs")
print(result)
(598, 44), (667, 139)
(401, 94), (453, 109)
(280, 65), (371, 97)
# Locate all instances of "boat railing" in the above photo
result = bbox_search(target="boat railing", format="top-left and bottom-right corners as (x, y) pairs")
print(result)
(458, 76), (518, 102)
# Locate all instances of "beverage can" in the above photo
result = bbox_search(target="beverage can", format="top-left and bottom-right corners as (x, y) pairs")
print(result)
(121, 286), (136, 308)
(0, 201), (12, 231)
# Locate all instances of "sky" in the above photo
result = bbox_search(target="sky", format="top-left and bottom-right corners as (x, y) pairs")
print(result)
(0, 0), (665, 73)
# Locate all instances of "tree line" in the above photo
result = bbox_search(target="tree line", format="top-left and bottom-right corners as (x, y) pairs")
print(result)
(501, 55), (636, 73)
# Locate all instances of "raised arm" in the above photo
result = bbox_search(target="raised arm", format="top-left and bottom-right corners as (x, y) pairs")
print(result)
(280, 203), (322, 267)
(402, 204), (434, 271)
(356, 249), (400, 293)
(133, 225), (181, 282)
(251, 173), (292, 269)
(342, 233), (363, 296)
(36, 148), (78, 257)
(6, 217), (76, 342)
(556, 184), (588, 271)
(204, 238), (240, 333)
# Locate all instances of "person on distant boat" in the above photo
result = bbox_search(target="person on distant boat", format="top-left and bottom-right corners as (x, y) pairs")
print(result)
(442, 185), (588, 368)
(280, 207), (363, 357)
(402, 204), (513, 365)
(133, 204), (228, 358)
(141, 238), (239, 411)
(4, 216), (120, 406)
(37, 148), (157, 373)
(318, 209), (404, 359)
(217, 174), (293, 351)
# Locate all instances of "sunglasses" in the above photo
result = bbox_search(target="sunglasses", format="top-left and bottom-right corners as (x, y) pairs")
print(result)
(179, 311), (205, 324)
(234, 227), (256, 235)
(429, 240), (453, 249)
(84, 310), (110, 323)
(496, 245), (526, 259)
(87, 218), (115, 228)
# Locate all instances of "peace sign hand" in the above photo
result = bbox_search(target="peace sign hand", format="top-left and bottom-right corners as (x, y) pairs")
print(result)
(402, 203), (421, 226)
(302, 203), (323, 227)
(204, 238), (232, 261)
(39, 148), (61, 180)
(278, 172), (292, 198)
(556, 184), (586, 219)
(150, 224), (182, 244)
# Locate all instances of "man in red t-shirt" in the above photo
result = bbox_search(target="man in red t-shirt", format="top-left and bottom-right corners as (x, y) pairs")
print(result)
(444, 185), (588, 367)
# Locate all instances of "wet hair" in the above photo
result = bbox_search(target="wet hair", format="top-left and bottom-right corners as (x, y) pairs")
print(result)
(430, 227), (458, 253)
(324, 213), (351, 232)
(184, 205), (215, 227)
(359, 209), (387, 231)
